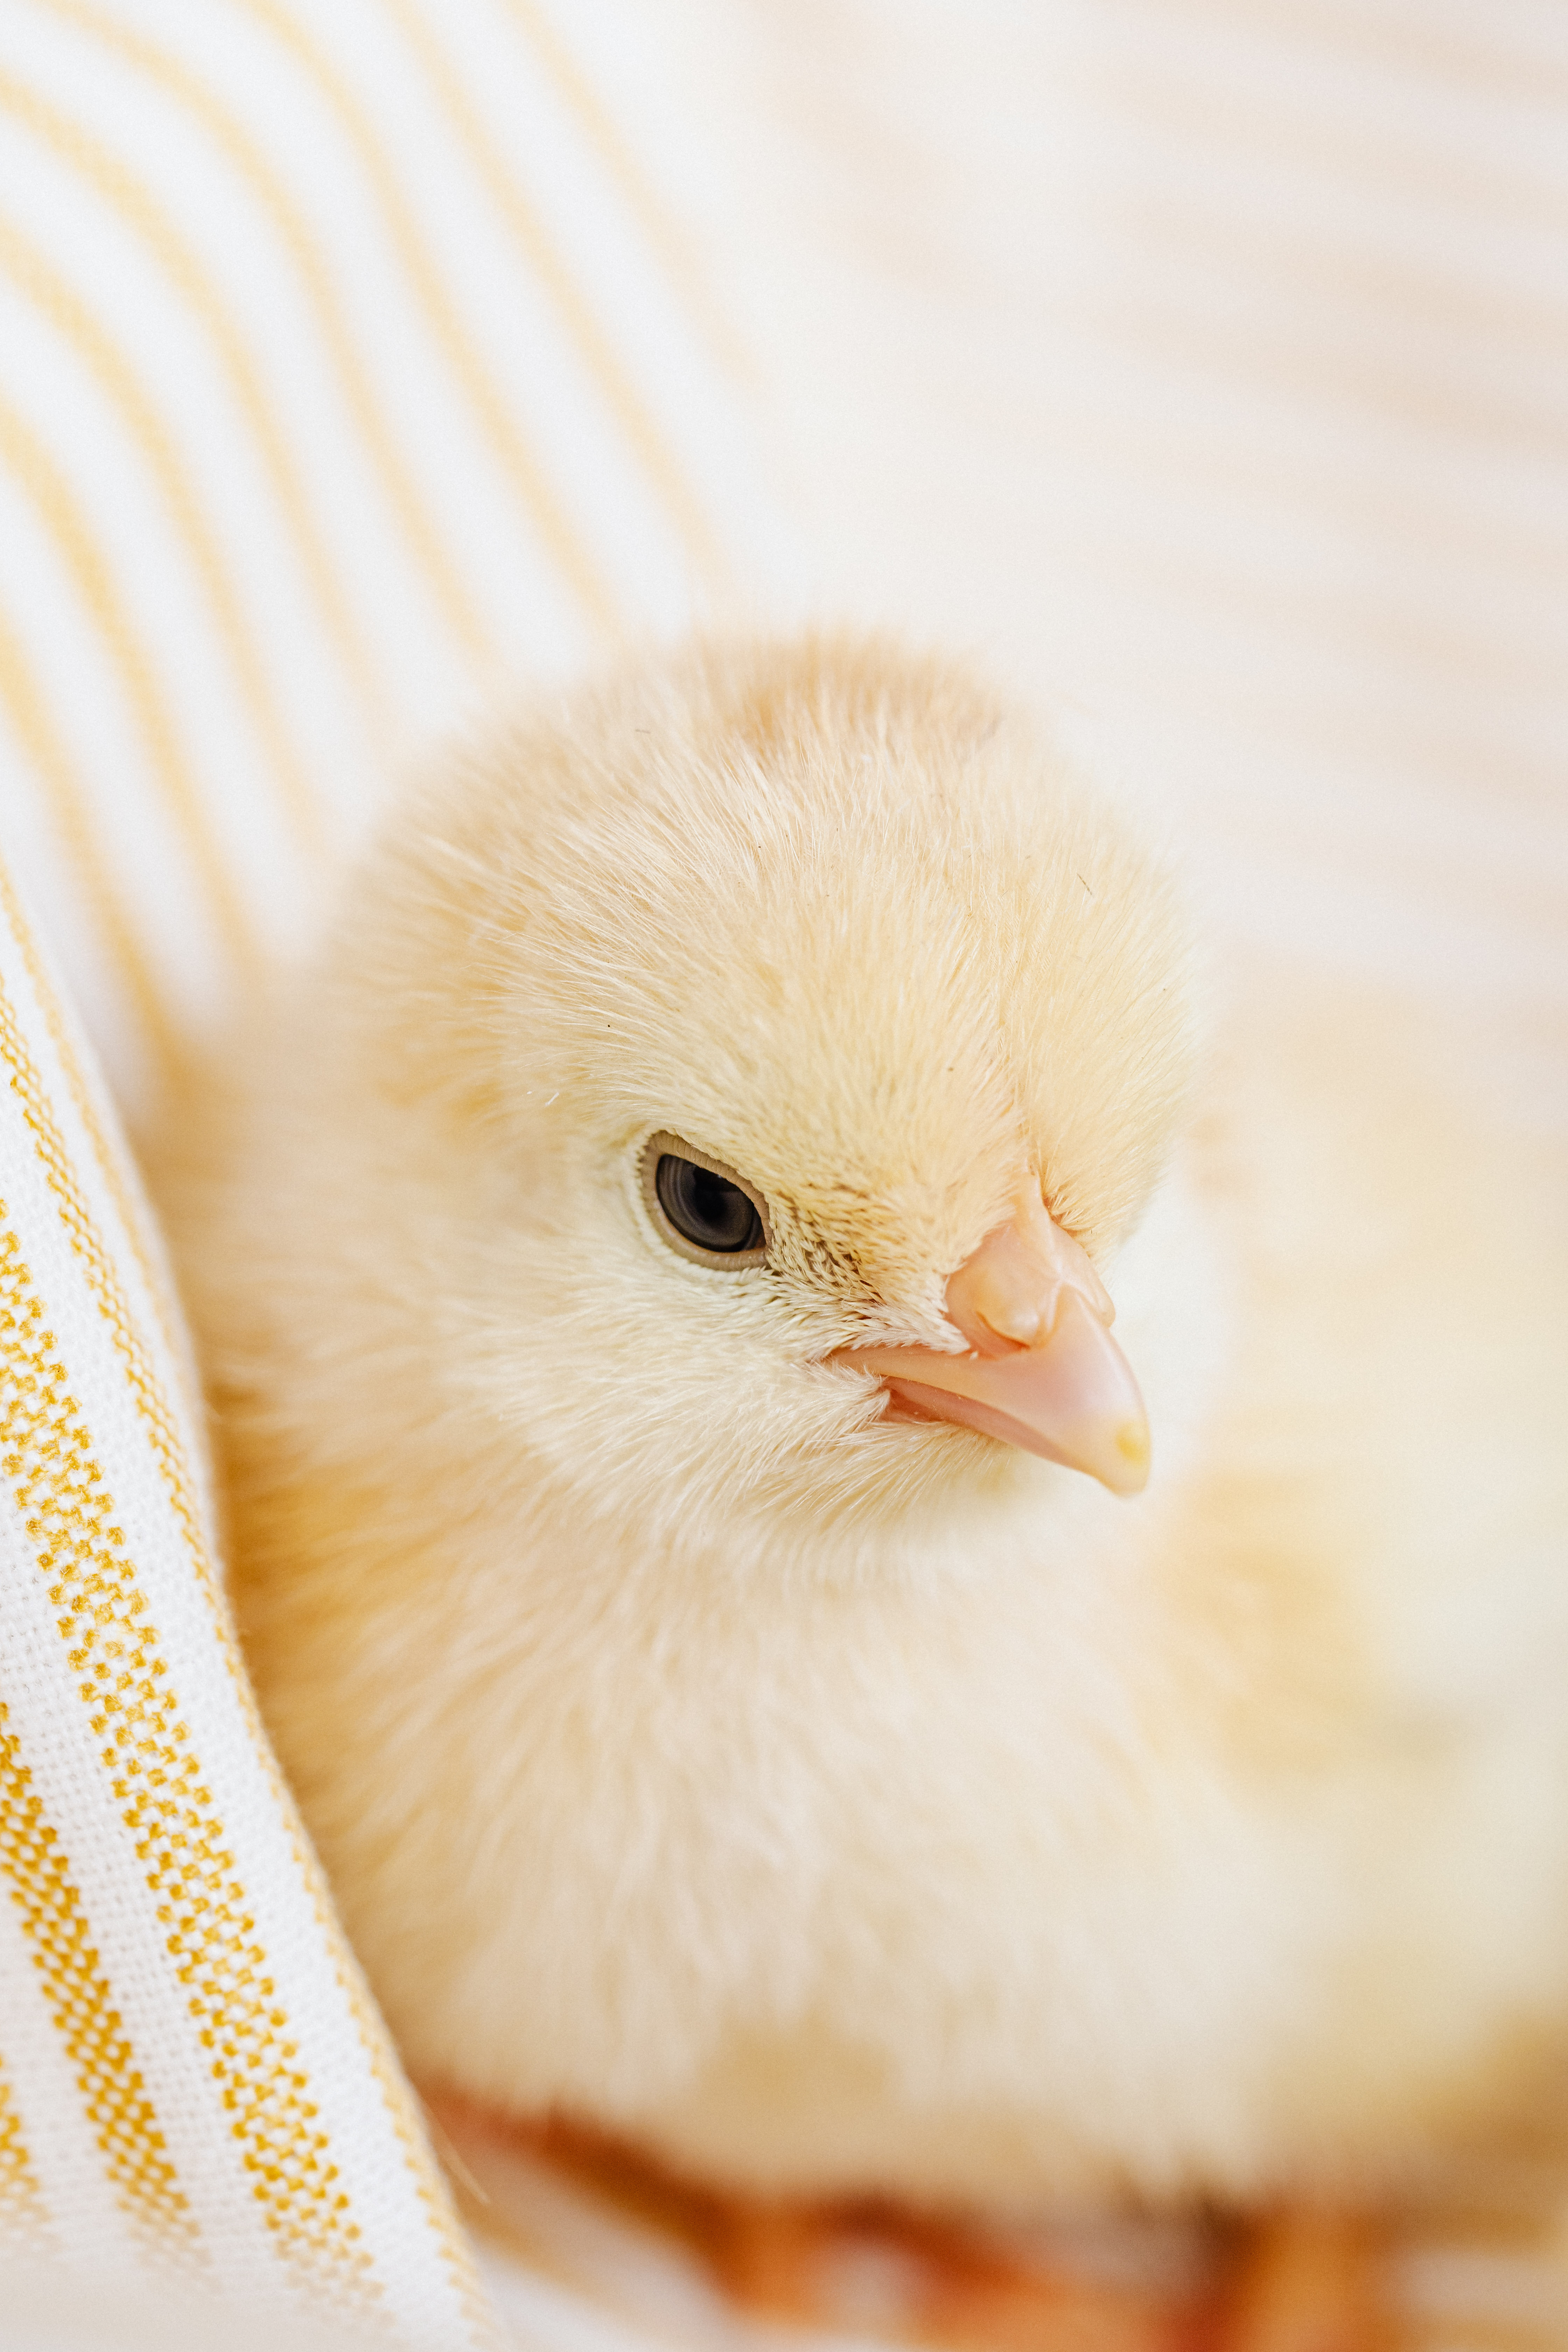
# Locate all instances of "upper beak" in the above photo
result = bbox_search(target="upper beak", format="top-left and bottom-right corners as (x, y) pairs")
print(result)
(831, 1187), (1150, 1496)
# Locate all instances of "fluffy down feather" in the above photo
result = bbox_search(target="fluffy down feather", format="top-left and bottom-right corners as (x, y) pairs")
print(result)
(155, 635), (1568, 2219)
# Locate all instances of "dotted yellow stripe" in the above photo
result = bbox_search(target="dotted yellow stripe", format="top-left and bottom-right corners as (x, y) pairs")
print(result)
(0, 964), (219, 1620)
(333, 1963), (500, 2348)
(0, 1218), (380, 2312)
(0, 859), (197, 1427)
(0, 944), (490, 2336)
(0, 1701), (196, 2260)
(0, 2042), (50, 2242)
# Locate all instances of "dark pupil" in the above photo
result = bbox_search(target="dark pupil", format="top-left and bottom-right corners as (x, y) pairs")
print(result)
(655, 1155), (763, 1255)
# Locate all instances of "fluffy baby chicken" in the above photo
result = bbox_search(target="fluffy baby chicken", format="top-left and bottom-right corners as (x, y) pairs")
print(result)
(158, 638), (1568, 2287)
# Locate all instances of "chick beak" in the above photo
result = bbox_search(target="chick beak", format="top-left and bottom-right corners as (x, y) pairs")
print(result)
(834, 1188), (1151, 1496)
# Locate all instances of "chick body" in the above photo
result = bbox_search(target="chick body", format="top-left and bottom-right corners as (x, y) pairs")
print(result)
(158, 639), (1568, 2218)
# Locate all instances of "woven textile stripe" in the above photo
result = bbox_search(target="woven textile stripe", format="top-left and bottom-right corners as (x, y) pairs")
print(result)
(0, 858), (198, 1426)
(0, 2046), (48, 2237)
(0, 870), (498, 2340)
(0, 1216), (384, 2315)
(0, 1750), (154, 2278)
(0, 880), (484, 2333)
(0, 959), (225, 1619)
(0, 1701), (201, 2266)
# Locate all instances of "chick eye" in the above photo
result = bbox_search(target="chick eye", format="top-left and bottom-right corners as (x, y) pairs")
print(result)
(641, 1132), (769, 1267)
(657, 1156), (761, 1252)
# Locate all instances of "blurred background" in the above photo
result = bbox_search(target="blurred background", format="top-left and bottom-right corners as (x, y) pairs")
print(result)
(3, 0), (1564, 1124)
(695, 0), (1568, 1017)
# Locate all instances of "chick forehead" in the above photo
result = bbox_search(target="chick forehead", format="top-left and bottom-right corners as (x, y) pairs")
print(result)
(377, 637), (1189, 1272)
(561, 805), (1023, 1205)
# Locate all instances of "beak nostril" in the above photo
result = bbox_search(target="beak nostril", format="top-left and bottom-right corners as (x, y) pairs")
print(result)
(978, 1292), (1044, 1348)
(834, 1197), (1151, 1496)
(946, 1188), (1094, 1356)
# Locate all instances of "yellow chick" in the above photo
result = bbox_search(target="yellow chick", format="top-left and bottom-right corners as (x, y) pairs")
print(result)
(157, 637), (1568, 2256)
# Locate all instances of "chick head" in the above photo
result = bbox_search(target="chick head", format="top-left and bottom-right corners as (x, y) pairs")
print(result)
(297, 636), (1194, 1579)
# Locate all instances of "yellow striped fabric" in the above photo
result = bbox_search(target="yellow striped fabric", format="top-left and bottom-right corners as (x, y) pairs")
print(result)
(0, 0), (792, 1124)
(0, 871), (498, 2339)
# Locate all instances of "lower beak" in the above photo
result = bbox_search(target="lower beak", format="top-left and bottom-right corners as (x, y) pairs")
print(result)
(831, 1189), (1151, 1497)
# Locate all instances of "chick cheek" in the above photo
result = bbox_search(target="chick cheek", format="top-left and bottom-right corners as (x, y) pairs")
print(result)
(831, 1189), (1152, 1498)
